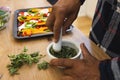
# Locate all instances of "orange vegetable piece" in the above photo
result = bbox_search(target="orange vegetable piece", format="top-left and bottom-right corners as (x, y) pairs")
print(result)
(22, 29), (32, 36)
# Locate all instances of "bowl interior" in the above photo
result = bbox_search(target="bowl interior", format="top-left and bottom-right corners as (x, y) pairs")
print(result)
(47, 40), (81, 60)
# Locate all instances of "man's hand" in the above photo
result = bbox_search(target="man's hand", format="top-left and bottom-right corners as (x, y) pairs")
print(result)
(50, 43), (100, 80)
(46, 0), (81, 42)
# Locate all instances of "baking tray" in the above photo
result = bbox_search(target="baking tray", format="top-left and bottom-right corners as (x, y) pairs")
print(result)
(13, 7), (73, 39)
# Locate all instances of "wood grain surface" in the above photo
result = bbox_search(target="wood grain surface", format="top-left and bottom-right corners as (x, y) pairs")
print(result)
(0, 0), (110, 80)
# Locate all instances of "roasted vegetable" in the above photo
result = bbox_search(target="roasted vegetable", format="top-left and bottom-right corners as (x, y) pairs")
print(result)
(17, 8), (52, 37)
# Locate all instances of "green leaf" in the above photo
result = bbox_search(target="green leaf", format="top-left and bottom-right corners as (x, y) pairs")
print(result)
(37, 61), (49, 70)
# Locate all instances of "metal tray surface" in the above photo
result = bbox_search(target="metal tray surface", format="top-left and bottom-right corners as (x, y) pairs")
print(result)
(13, 7), (73, 39)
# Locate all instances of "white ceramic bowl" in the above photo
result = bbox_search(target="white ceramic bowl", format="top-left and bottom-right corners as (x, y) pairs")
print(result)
(47, 40), (81, 61)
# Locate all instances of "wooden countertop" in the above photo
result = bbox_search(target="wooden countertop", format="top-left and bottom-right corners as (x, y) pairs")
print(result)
(0, 0), (110, 80)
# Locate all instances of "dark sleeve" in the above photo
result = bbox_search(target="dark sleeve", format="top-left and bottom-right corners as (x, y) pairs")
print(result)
(47, 0), (58, 5)
(99, 57), (120, 80)
(80, 0), (85, 5)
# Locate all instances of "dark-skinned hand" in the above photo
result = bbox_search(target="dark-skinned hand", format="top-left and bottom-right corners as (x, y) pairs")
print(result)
(46, 0), (81, 42)
(50, 43), (100, 80)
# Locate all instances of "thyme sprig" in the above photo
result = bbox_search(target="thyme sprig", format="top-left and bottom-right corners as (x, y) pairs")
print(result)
(7, 47), (44, 75)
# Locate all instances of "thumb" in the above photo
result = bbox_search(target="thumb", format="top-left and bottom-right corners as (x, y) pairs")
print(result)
(61, 76), (74, 80)
(50, 58), (74, 67)
(80, 43), (94, 60)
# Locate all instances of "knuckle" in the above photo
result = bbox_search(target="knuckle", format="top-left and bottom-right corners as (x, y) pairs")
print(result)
(73, 14), (77, 20)
(53, 5), (66, 14)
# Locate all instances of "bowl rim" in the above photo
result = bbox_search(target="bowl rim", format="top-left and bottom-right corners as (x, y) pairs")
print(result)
(47, 40), (81, 59)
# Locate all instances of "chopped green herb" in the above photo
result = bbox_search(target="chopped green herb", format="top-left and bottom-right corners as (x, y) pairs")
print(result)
(7, 65), (19, 75)
(0, 10), (6, 15)
(0, 10), (9, 30)
(50, 46), (77, 58)
(23, 47), (28, 52)
(37, 61), (49, 70)
(7, 47), (45, 75)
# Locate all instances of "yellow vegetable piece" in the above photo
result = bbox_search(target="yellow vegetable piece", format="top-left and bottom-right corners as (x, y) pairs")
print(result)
(31, 8), (39, 12)
(36, 22), (46, 25)
(32, 27), (48, 34)
(22, 29), (32, 36)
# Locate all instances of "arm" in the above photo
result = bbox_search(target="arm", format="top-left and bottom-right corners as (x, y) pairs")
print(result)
(100, 57), (120, 80)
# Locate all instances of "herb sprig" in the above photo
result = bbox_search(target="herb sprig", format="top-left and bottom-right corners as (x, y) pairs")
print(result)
(37, 61), (49, 70)
(7, 47), (45, 75)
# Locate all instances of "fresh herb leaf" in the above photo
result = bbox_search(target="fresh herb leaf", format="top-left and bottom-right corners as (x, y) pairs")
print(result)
(37, 61), (49, 70)
(23, 47), (28, 52)
(7, 65), (19, 75)
(0, 10), (6, 15)
(7, 47), (45, 75)
(50, 46), (77, 58)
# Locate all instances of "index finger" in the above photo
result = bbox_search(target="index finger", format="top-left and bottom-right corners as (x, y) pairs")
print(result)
(54, 14), (65, 42)
(46, 10), (55, 31)
(50, 58), (74, 67)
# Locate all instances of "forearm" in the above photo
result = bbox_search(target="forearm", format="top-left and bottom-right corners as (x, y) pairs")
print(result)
(99, 57), (120, 80)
